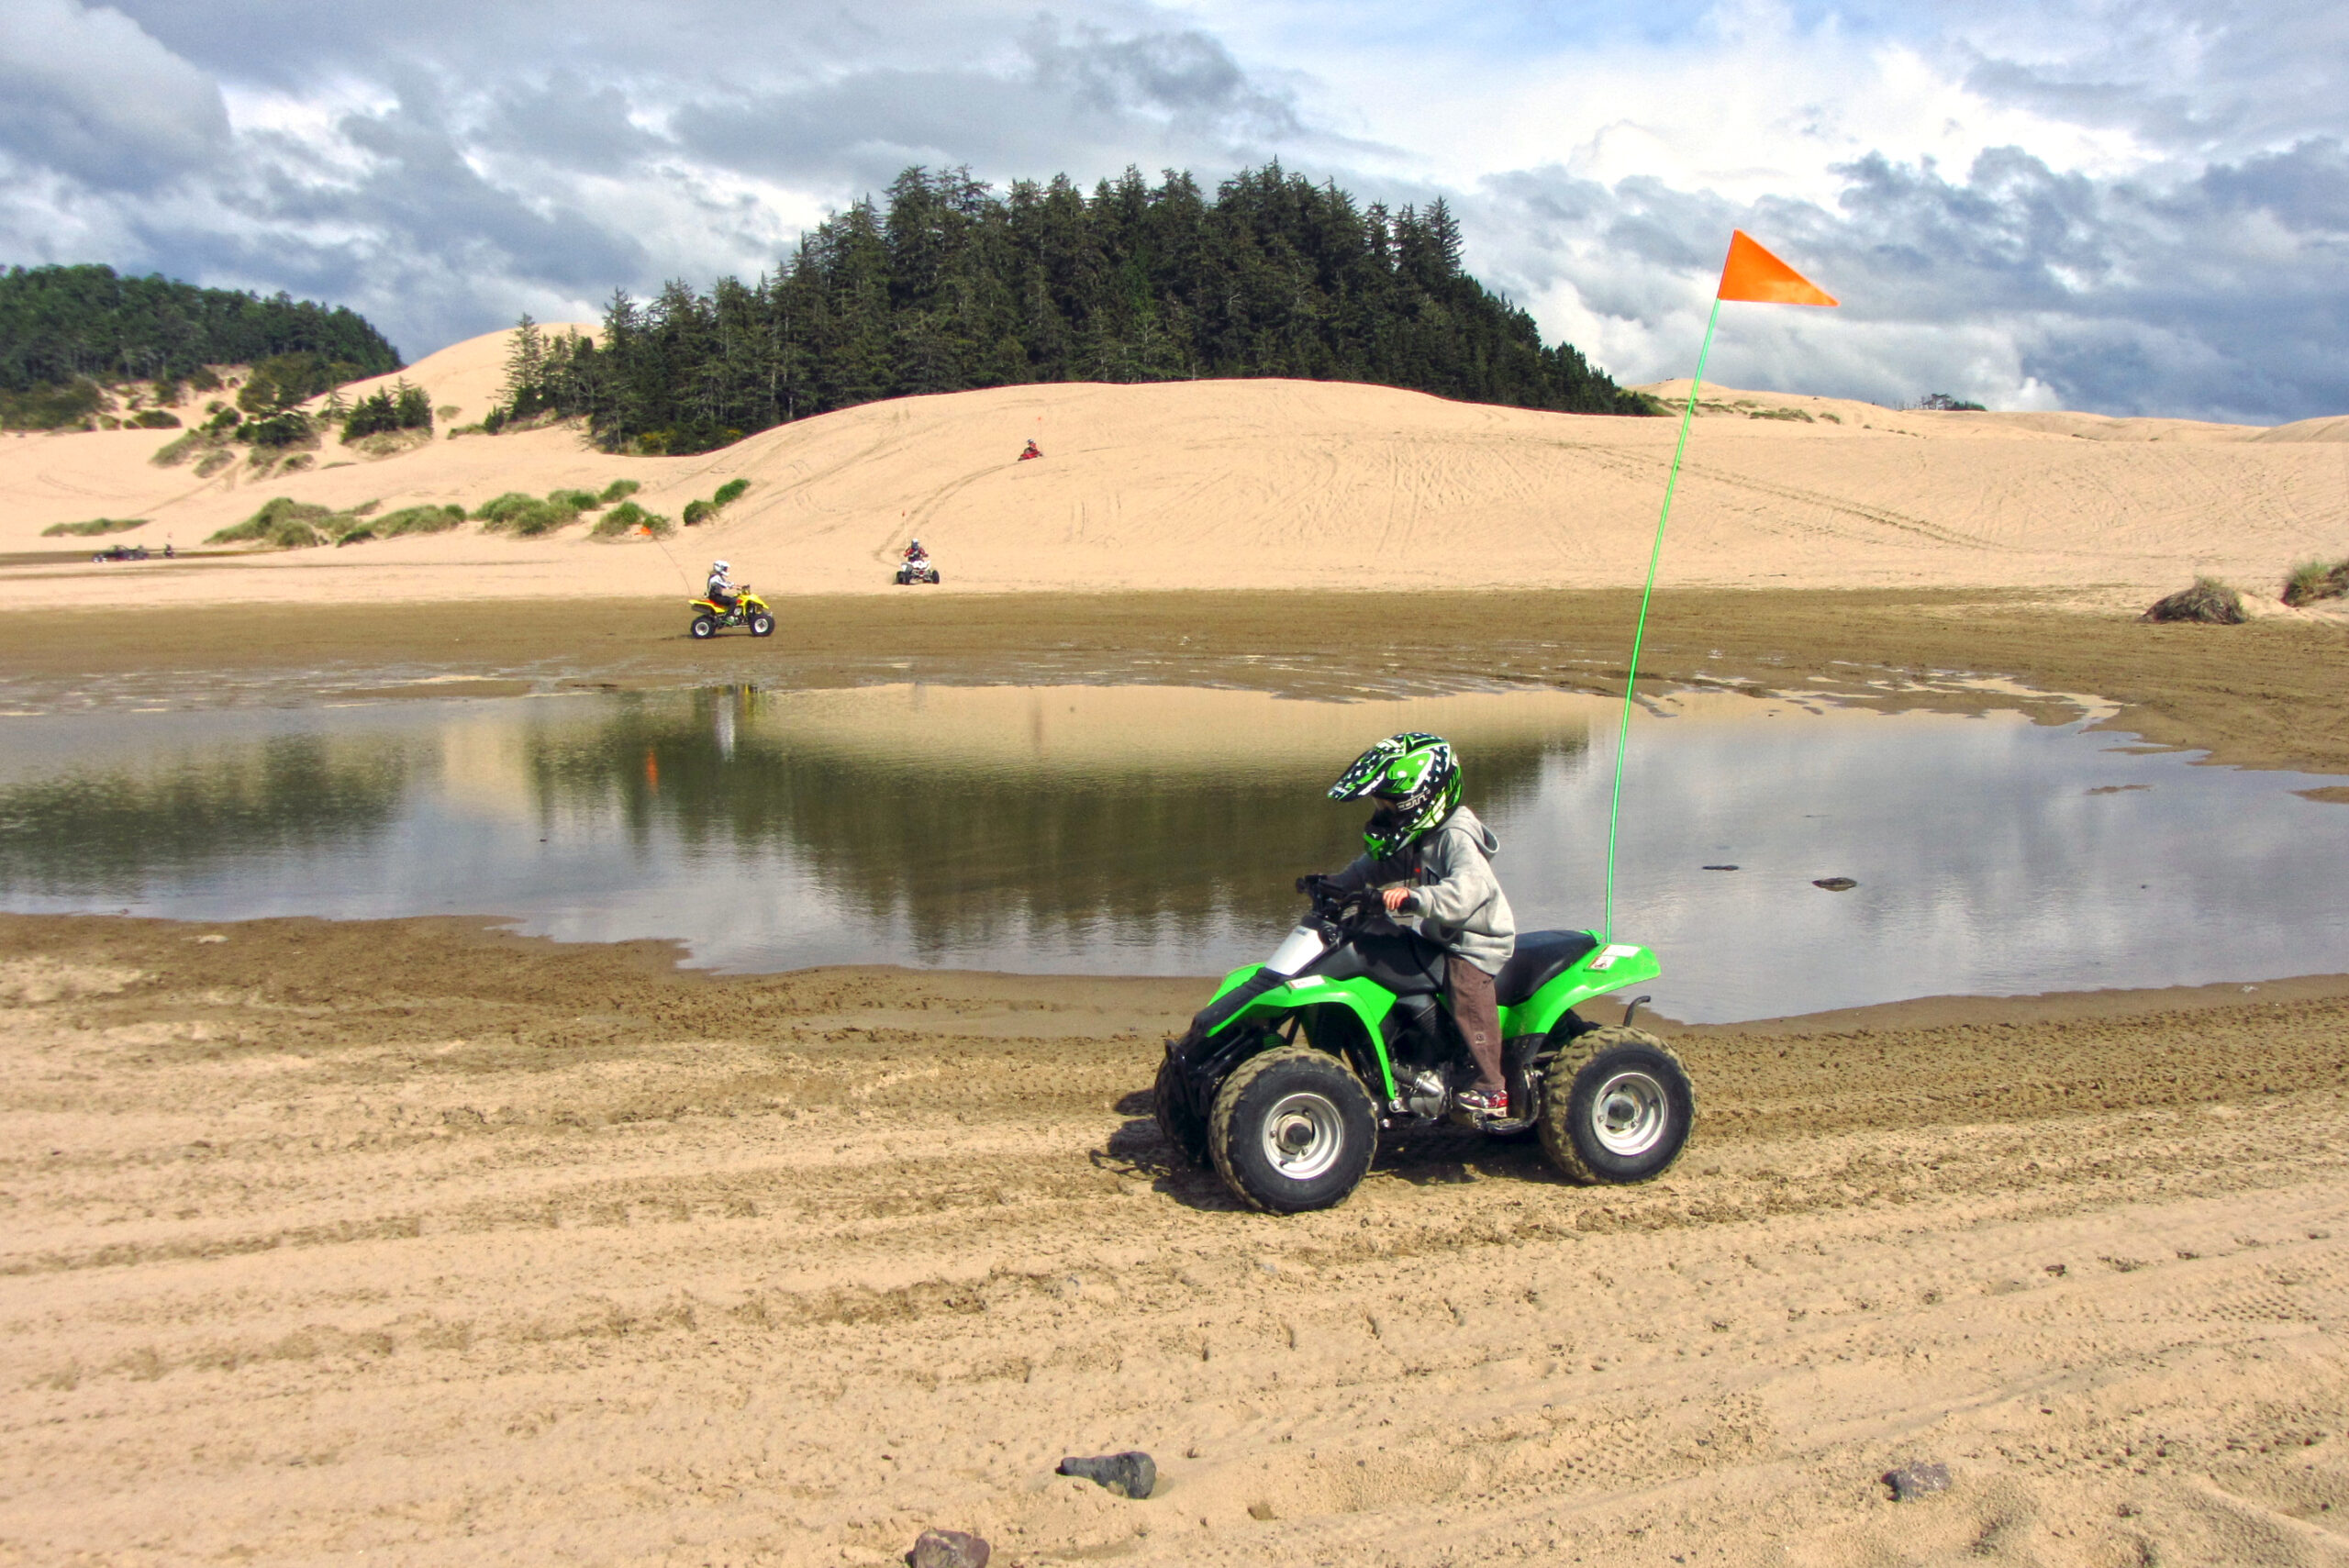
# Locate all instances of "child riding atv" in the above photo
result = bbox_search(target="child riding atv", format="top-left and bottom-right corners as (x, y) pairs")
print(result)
(1308, 731), (1517, 1116)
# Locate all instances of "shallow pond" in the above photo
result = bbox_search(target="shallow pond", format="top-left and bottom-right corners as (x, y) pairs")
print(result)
(1, 683), (2342, 1021)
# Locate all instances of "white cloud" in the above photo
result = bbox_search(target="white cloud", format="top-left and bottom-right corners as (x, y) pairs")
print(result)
(0, 0), (2341, 419)
(0, 0), (228, 190)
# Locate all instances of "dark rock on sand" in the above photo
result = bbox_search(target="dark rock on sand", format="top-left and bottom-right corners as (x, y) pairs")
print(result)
(1885, 1461), (1952, 1500)
(1812, 876), (1858, 891)
(1058, 1451), (1157, 1498)
(908, 1527), (991, 1568)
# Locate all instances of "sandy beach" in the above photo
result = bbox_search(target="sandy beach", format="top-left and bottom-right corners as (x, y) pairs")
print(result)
(6, 914), (2349, 1566)
(4, 340), (2349, 1564)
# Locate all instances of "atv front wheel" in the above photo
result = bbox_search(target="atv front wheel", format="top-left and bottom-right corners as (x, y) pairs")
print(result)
(1208, 1046), (1377, 1214)
(749, 612), (775, 637)
(1153, 1051), (1208, 1168)
(689, 614), (718, 639)
(1538, 1027), (1693, 1184)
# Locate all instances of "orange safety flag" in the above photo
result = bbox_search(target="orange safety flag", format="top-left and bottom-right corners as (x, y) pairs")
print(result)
(1716, 230), (1837, 306)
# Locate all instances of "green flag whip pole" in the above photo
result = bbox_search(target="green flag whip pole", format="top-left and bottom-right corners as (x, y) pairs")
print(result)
(1600, 295), (1721, 944)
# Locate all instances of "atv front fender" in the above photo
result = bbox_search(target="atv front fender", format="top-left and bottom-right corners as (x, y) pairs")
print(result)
(1178, 965), (1399, 1098)
(1498, 941), (1664, 1040)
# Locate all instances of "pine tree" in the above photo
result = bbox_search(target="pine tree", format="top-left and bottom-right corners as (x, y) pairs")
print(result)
(486, 162), (1647, 452)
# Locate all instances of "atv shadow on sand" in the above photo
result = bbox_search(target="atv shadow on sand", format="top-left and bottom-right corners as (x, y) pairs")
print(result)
(1100, 1089), (1605, 1211)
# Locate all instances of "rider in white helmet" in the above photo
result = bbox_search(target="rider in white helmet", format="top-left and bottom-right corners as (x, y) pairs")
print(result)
(707, 560), (738, 609)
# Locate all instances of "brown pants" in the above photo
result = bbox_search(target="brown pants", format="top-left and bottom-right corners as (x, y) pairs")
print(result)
(1448, 955), (1505, 1094)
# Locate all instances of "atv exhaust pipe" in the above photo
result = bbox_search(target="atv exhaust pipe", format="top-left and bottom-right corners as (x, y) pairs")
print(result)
(1622, 994), (1653, 1028)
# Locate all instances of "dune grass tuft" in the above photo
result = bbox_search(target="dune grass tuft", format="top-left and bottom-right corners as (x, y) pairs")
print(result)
(2282, 558), (2349, 607)
(474, 490), (581, 537)
(41, 517), (149, 538)
(684, 476), (751, 527)
(2141, 577), (2247, 625)
(362, 504), (468, 540)
(591, 500), (674, 539)
(208, 497), (338, 550)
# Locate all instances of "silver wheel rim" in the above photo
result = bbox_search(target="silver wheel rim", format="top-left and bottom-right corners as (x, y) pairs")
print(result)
(1260, 1091), (1345, 1182)
(1587, 1070), (1670, 1158)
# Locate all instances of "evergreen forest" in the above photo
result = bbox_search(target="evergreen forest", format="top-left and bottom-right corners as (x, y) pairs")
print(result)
(497, 163), (1651, 455)
(0, 264), (399, 395)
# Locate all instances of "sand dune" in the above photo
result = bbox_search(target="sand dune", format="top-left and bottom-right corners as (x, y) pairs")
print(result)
(3, 328), (2343, 607)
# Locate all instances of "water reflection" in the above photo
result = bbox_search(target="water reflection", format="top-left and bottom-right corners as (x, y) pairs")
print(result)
(0, 683), (2342, 1020)
(0, 734), (414, 898)
(518, 687), (1567, 956)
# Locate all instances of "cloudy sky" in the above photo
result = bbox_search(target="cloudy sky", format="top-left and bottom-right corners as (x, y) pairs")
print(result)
(3, 0), (2343, 421)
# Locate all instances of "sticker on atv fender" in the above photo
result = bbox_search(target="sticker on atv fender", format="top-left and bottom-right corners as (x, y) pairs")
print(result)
(1588, 943), (1642, 972)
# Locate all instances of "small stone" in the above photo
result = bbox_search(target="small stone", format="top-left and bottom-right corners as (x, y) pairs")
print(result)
(1058, 1451), (1156, 1499)
(908, 1528), (990, 1568)
(1701, 864), (1739, 872)
(1248, 1501), (1278, 1520)
(1885, 1461), (1951, 1500)
(1813, 877), (1859, 892)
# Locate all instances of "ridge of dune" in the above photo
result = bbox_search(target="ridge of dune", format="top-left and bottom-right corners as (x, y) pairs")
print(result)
(2, 328), (2344, 608)
(311, 321), (600, 429)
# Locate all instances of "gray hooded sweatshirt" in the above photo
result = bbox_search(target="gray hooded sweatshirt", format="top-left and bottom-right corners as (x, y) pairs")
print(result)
(1327, 804), (1517, 975)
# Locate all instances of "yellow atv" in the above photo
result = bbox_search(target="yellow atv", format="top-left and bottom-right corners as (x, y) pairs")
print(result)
(687, 586), (775, 639)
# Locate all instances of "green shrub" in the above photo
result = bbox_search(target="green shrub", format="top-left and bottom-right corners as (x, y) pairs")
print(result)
(2141, 577), (2247, 625)
(235, 352), (367, 415)
(592, 500), (674, 538)
(683, 475), (751, 527)
(2282, 558), (2349, 607)
(598, 478), (640, 503)
(239, 409), (313, 449)
(474, 488), (613, 536)
(209, 497), (336, 550)
(150, 430), (214, 467)
(340, 378), (433, 441)
(129, 408), (181, 428)
(41, 517), (149, 537)
(368, 503), (467, 539)
(472, 491), (540, 525)
(0, 378), (103, 430)
(511, 502), (579, 536)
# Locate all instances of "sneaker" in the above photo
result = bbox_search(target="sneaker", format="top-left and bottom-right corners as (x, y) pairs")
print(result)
(1455, 1085), (1508, 1117)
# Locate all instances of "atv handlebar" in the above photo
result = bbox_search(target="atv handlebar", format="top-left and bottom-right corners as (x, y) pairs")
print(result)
(1295, 873), (1387, 933)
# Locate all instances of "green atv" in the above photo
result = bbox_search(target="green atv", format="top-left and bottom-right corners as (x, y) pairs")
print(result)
(1154, 878), (1695, 1213)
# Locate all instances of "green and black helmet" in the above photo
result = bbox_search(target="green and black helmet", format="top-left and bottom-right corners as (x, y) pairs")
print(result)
(1329, 732), (1462, 858)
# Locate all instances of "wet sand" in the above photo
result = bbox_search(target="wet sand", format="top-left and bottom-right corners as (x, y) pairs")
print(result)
(5, 587), (2348, 776)
(5, 590), (2349, 1564)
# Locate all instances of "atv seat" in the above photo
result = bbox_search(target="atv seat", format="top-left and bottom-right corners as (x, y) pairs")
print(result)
(1495, 929), (1599, 1006)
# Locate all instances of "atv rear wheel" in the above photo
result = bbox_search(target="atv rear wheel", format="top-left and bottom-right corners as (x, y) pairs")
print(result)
(1208, 1046), (1377, 1213)
(1152, 1051), (1208, 1168)
(1538, 1027), (1694, 1184)
(749, 612), (775, 637)
(689, 614), (718, 639)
